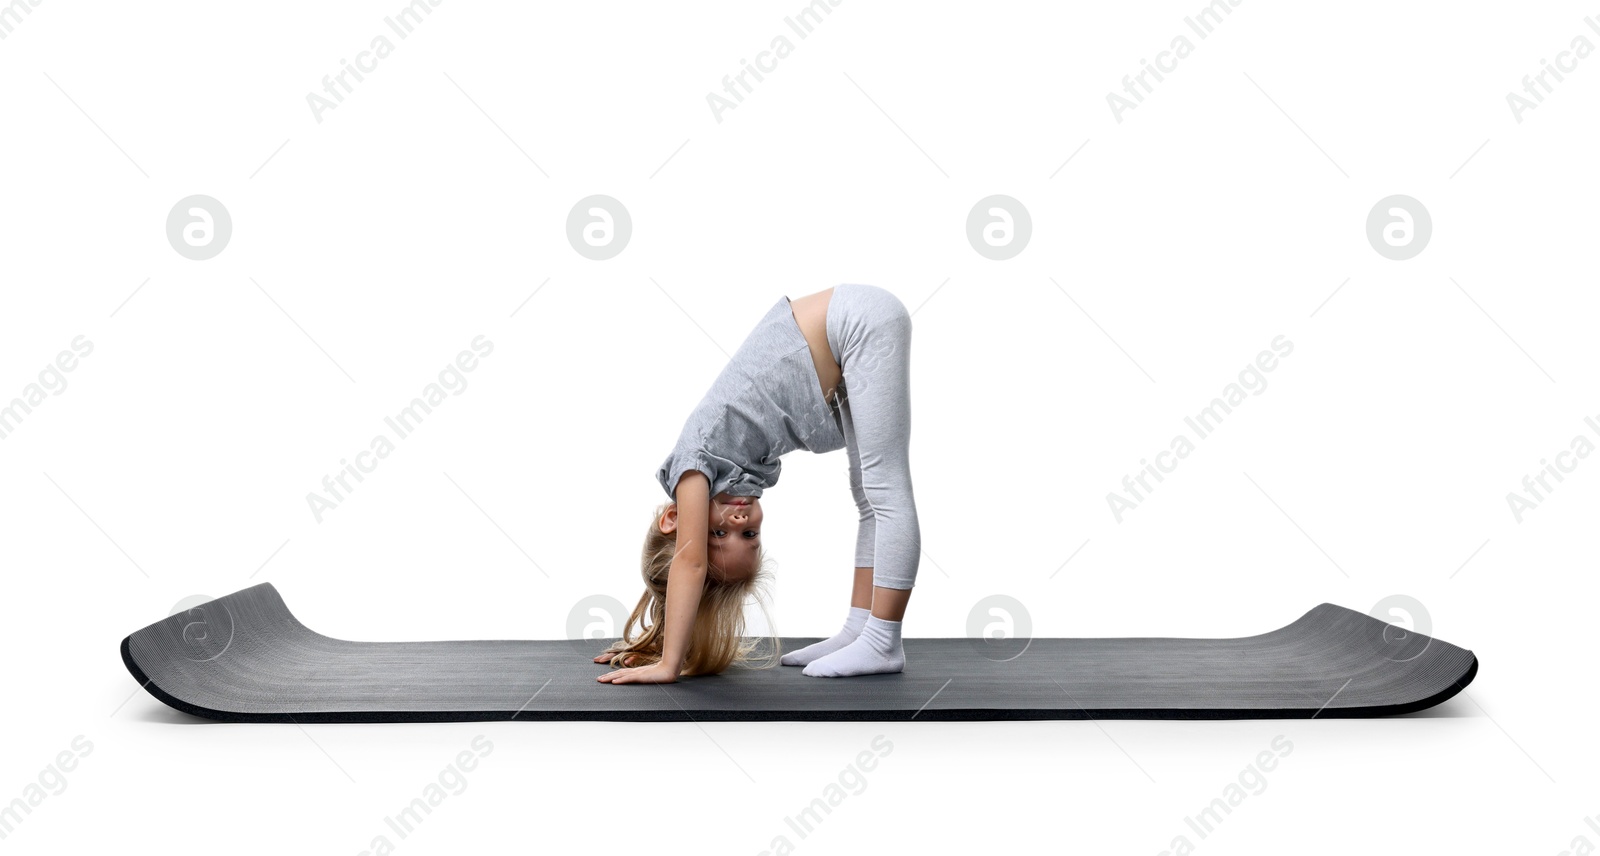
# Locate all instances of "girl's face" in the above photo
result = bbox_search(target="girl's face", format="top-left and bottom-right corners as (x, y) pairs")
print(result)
(661, 493), (763, 583)
(707, 493), (762, 582)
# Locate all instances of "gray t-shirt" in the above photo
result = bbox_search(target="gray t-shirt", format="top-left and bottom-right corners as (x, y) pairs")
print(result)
(657, 296), (846, 500)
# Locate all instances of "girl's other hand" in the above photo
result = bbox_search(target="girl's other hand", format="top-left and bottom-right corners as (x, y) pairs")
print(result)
(596, 661), (679, 684)
(593, 651), (642, 667)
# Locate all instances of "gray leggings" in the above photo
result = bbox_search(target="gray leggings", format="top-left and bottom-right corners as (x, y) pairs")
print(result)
(826, 283), (921, 590)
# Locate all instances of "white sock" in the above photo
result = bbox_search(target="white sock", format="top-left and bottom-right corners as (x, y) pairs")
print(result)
(781, 607), (871, 666)
(802, 615), (904, 677)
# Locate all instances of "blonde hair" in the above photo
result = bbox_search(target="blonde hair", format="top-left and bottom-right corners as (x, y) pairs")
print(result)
(596, 501), (781, 676)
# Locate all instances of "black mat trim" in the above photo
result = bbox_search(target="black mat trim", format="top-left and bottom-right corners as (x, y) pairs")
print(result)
(120, 584), (1478, 722)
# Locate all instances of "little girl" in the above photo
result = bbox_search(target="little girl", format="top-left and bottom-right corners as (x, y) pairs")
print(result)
(594, 283), (920, 683)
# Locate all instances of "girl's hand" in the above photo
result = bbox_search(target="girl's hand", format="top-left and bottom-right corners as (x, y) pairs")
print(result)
(593, 651), (642, 667)
(596, 661), (679, 684)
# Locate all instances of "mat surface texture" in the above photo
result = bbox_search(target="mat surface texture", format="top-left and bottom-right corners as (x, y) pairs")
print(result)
(121, 584), (1477, 722)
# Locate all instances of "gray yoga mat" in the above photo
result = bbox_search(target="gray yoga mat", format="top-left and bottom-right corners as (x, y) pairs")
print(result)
(120, 583), (1477, 722)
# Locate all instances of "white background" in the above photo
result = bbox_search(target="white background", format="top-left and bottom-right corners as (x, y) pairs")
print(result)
(2, 0), (1596, 853)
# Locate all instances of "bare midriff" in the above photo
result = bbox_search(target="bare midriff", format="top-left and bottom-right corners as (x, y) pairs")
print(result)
(788, 287), (843, 408)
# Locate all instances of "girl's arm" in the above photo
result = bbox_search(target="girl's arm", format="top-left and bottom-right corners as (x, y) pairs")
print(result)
(596, 470), (710, 684)
(659, 470), (710, 670)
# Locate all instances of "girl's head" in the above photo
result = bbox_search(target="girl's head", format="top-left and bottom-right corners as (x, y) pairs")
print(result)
(597, 498), (779, 676)
(690, 492), (764, 583)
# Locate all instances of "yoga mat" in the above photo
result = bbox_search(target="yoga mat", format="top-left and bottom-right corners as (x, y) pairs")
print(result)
(120, 583), (1477, 722)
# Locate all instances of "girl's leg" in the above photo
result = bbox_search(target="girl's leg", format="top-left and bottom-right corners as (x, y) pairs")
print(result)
(836, 288), (920, 593)
(777, 291), (915, 672)
(803, 286), (918, 677)
(778, 398), (878, 667)
(777, 562), (873, 667)
(845, 389), (879, 597)
(844, 388), (913, 620)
